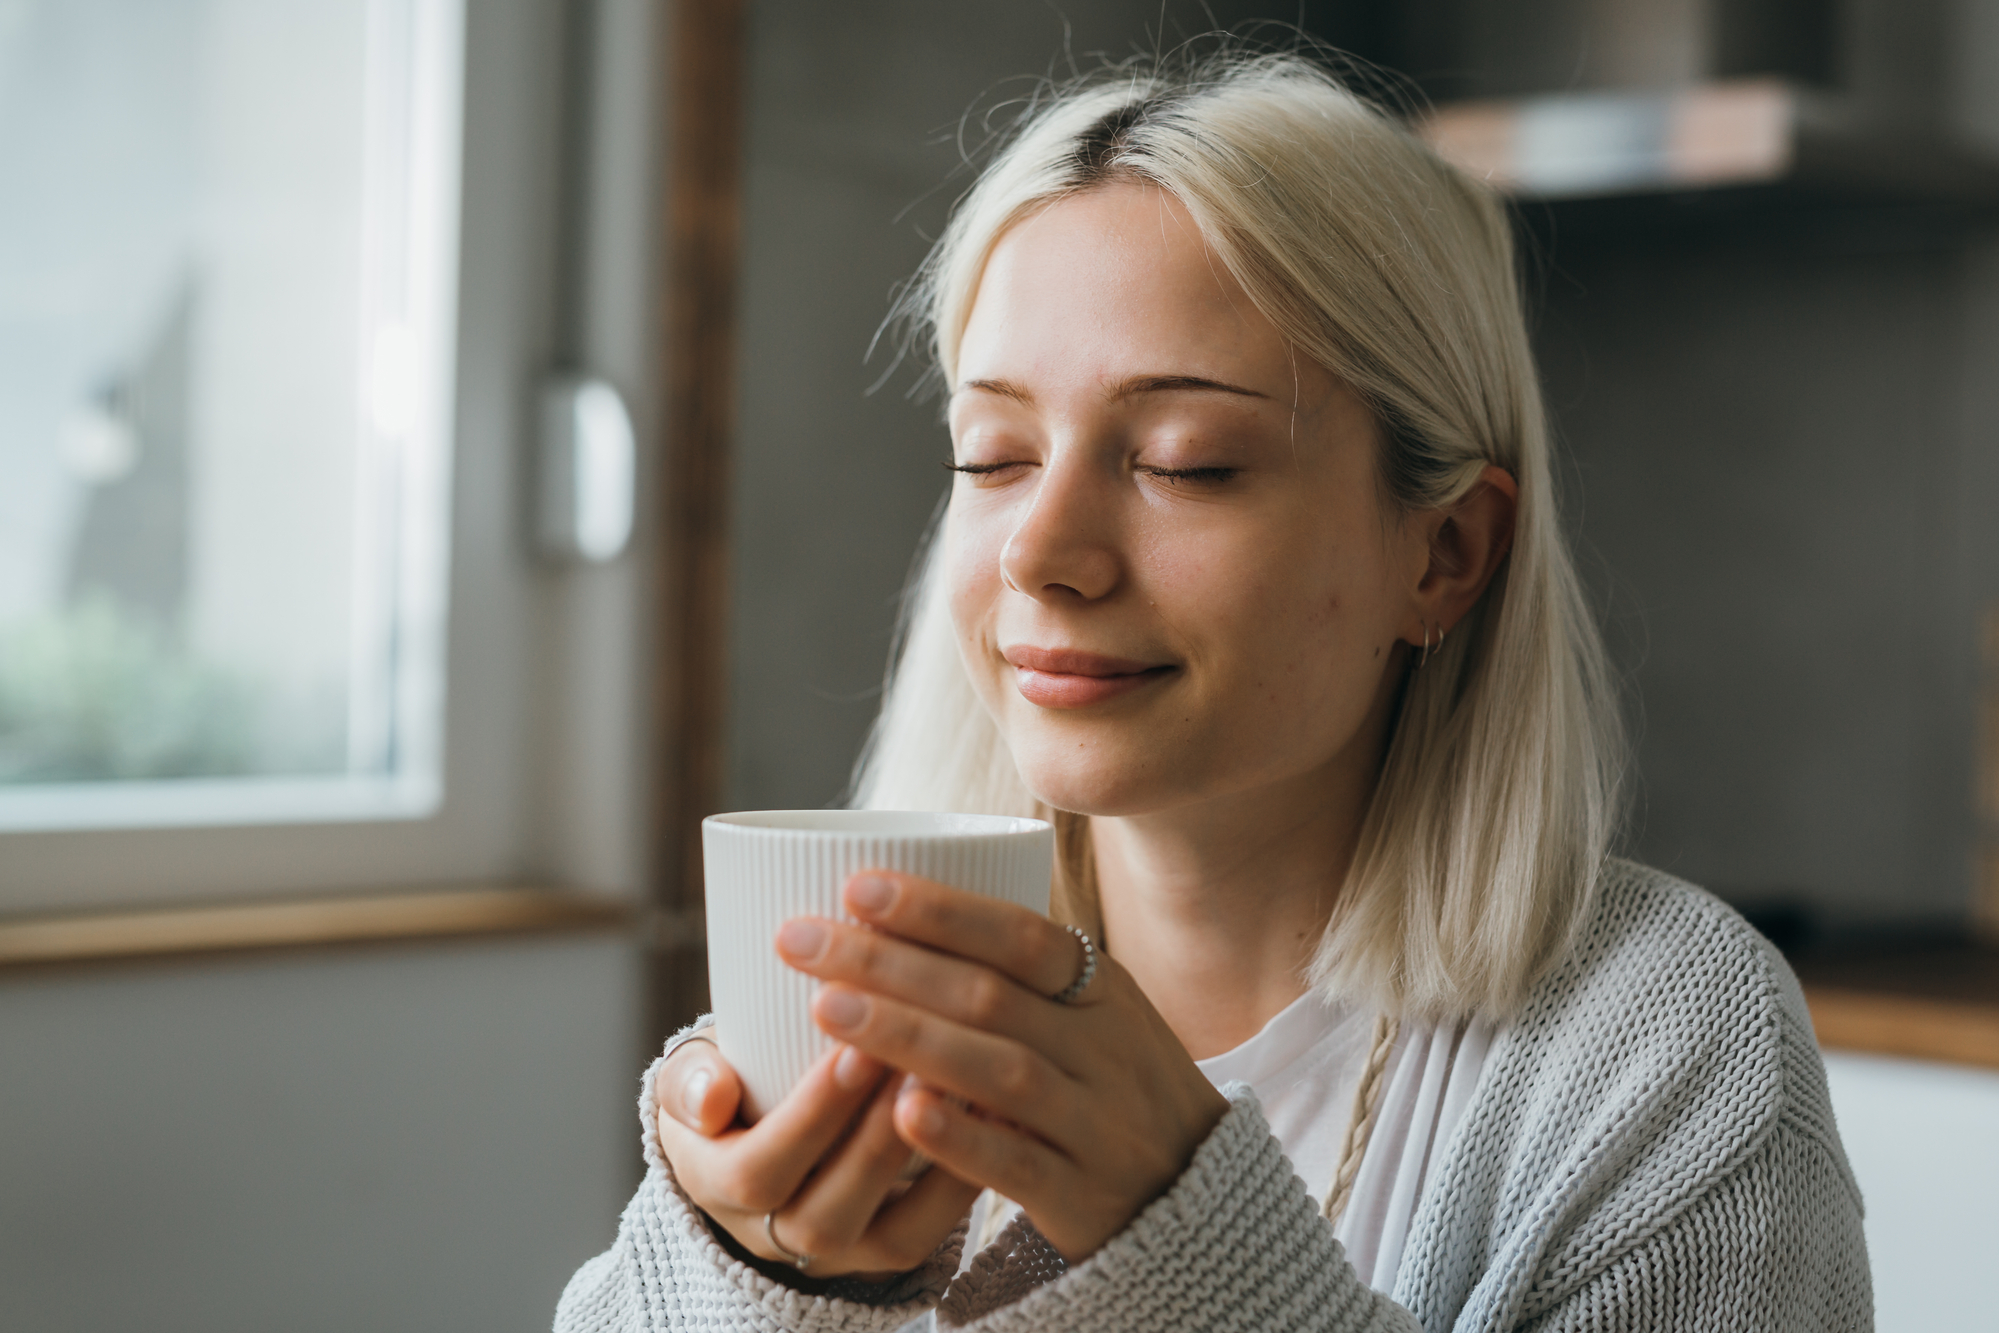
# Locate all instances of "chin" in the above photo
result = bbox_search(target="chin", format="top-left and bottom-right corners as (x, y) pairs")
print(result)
(1008, 742), (1179, 819)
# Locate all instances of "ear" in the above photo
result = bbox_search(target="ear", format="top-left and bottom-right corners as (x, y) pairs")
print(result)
(1402, 465), (1518, 648)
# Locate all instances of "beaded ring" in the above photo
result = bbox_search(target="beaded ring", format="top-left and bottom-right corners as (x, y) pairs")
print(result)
(1051, 924), (1098, 1004)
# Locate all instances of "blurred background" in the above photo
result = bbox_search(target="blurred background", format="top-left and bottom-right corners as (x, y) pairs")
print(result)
(3, 0), (1996, 1329)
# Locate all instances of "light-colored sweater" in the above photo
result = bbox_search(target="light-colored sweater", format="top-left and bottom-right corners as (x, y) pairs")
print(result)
(555, 862), (1872, 1331)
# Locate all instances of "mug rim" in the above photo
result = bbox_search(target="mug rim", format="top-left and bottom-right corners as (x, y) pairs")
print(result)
(705, 809), (1050, 838)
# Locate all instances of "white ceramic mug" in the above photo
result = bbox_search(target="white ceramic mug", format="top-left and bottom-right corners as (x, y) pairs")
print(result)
(702, 809), (1055, 1121)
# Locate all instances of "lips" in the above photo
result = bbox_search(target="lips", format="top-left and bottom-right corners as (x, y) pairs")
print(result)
(1003, 645), (1177, 709)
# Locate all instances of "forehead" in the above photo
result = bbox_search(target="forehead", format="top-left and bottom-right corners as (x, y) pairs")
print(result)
(954, 184), (1292, 395)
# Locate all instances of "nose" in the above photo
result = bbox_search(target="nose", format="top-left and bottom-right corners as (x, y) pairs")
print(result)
(998, 453), (1121, 603)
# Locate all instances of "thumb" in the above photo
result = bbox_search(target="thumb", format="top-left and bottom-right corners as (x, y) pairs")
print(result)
(663, 1040), (742, 1136)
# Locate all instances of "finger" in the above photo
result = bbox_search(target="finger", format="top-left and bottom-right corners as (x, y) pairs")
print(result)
(663, 1043), (887, 1214)
(843, 870), (1090, 998)
(853, 1155), (984, 1273)
(661, 1039), (741, 1136)
(894, 1082), (1070, 1221)
(778, 915), (1056, 1046)
(814, 985), (1080, 1143)
(773, 1079), (921, 1259)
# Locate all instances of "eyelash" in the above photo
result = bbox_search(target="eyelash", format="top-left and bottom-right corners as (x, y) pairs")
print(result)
(1139, 465), (1238, 485)
(941, 461), (1240, 484)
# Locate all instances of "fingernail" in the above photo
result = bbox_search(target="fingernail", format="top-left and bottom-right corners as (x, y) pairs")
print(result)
(776, 918), (829, 960)
(833, 1045), (878, 1091)
(912, 1099), (945, 1138)
(820, 989), (867, 1031)
(847, 874), (894, 915)
(683, 1067), (713, 1119)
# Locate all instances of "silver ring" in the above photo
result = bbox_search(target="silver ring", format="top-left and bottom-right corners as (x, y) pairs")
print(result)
(764, 1210), (813, 1271)
(1051, 925), (1097, 1004)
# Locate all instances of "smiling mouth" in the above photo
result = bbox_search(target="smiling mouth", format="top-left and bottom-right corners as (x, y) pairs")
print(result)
(1003, 646), (1178, 709)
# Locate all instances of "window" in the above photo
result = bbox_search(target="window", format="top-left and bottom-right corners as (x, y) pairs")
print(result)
(0, 0), (462, 833)
(2, 0), (661, 914)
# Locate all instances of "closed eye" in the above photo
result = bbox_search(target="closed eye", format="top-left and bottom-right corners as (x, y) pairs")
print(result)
(943, 459), (1035, 478)
(1139, 465), (1239, 484)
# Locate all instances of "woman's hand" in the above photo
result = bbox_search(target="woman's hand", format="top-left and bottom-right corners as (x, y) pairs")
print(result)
(654, 1034), (982, 1280)
(775, 871), (1231, 1263)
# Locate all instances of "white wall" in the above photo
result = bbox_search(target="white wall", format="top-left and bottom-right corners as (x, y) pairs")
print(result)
(1824, 1051), (1999, 1331)
(0, 936), (643, 1332)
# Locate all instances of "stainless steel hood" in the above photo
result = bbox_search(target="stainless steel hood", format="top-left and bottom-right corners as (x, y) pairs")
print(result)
(1355, 0), (1999, 227)
(1420, 78), (1999, 205)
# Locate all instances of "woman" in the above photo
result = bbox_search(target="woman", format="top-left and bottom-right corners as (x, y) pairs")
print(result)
(559, 48), (1869, 1332)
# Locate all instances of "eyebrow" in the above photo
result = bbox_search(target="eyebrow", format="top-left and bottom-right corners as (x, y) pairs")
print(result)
(954, 374), (1271, 407)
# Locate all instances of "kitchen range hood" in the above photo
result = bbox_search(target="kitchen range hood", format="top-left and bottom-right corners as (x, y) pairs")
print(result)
(1349, 0), (1999, 239)
(1421, 78), (1999, 205)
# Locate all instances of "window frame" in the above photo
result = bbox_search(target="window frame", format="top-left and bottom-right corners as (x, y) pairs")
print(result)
(1, 0), (686, 917)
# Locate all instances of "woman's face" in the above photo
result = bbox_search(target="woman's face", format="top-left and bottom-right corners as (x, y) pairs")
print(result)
(946, 183), (1432, 819)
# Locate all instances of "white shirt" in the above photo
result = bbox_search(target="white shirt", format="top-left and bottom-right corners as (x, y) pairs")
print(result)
(1196, 994), (1500, 1293)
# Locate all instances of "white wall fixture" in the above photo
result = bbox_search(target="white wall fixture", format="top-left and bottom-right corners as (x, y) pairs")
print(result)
(538, 375), (636, 563)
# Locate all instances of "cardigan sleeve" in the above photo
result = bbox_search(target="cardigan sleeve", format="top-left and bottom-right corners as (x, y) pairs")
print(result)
(555, 1072), (1415, 1333)
(931, 1087), (1422, 1333)
(1516, 1113), (1872, 1333)
(550, 1161), (962, 1333)
(552, 1025), (964, 1333)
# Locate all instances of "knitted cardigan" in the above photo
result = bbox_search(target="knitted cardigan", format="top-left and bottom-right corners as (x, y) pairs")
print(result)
(555, 861), (1872, 1331)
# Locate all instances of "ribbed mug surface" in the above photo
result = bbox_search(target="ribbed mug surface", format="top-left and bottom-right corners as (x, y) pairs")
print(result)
(703, 810), (1055, 1120)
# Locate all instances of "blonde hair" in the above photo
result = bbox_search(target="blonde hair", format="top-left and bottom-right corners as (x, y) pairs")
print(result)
(852, 47), (1624, 1019)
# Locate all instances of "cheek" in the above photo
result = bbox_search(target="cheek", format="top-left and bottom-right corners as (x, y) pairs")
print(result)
(944, 508), (1006, 656)
(1142, 525), (1323, 645)
(1162, 527), (1388, 699)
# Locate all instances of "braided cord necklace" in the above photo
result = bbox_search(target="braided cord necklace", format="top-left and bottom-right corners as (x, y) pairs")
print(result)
(1320, 1013), (1401, 1224)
